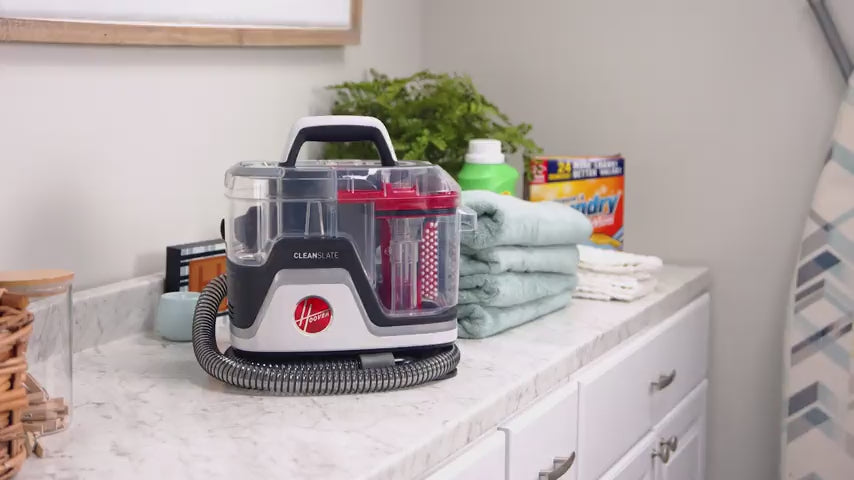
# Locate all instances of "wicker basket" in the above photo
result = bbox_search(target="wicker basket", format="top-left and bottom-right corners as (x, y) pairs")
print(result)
(0, 290), (34, 479)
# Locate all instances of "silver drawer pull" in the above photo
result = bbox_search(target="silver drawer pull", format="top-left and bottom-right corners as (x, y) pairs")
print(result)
(653, 435), (679, 464)
(666, 436), (678, 452)
(539, 452), (576, 480)
(652, 446), (671, 464)
(650, 369), (677, 391)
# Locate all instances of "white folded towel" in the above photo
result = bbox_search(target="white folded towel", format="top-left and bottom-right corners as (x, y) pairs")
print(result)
(573, 246), (663, 301)
(577, 245), (663, 275)
(574, 272), (657, 301)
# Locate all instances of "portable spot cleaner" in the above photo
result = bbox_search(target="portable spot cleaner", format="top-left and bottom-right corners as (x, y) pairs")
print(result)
(192, 116), (475, 394)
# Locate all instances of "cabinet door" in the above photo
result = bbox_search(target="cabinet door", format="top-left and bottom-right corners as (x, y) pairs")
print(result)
(575, 325), (657, 480)
(599, 434), (655, 480)
(500, 382), (578, 480)
(424, 431), (506, 480)
(649, 294), (710, 424)
(652, 381), (707, 480)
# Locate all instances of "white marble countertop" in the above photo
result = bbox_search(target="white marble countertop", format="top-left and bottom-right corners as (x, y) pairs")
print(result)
(20, 266), (709, 480)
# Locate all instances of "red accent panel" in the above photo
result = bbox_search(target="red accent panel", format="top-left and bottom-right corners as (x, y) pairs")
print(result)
(419, 220), (439, 301)
(337, 183), (459, 211)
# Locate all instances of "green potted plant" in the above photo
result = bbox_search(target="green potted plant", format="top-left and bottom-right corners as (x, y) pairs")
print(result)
(326, 70), (541, 178)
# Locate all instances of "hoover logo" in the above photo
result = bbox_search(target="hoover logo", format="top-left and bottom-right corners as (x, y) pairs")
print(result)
(293, 296), (332, 334)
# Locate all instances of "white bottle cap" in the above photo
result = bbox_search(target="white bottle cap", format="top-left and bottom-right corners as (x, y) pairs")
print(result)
(465, 139), (505, 164)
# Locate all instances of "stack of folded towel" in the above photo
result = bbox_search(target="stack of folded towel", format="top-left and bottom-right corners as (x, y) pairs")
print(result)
(573, 245), (663, 301)
(457, 191), (592, 339)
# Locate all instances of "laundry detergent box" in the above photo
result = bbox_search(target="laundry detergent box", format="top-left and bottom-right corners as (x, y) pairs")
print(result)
(524, 155), (625, 249)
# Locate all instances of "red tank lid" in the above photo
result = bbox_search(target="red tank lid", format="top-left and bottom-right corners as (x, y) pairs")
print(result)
(337, 182), (459, 212)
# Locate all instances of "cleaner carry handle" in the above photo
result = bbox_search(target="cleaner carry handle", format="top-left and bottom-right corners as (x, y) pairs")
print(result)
(282, 115), (399, 167)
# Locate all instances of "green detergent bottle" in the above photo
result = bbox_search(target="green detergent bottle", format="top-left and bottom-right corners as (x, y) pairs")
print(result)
(457, 139), (519, 196)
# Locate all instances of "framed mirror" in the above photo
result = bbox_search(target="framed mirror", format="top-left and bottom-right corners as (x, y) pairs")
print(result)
(0, 0), (361, 46)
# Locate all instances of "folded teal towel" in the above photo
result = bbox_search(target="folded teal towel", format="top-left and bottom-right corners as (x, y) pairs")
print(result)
(460, 245), (579, 275)
(459, 272), (577, 307)
(461, 190), (592, 249)
(458, 291), (571, 339)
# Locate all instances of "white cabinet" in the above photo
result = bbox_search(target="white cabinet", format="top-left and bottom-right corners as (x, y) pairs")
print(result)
(652, 382), (707, 480)
(599, 382), (707, 480)
(599, 434), (655, 480)
(576, 294), (710, 480)
(575, 330), (656, 480)
(421, 293), (710, 480)
(500, 382), (579, 480)
(423, 431), (505, 480)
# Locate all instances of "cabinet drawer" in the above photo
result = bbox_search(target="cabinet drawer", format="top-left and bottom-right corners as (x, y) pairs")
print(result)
(423, 430), (506, 480)
(500, 382), (578, 480)
(576, 325), (657, 480)
(649, 295), (710, 424)
(576, 294), (710, 480)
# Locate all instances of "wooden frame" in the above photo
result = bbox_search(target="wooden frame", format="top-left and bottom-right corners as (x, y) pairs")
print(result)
(0, 0), (361, 46)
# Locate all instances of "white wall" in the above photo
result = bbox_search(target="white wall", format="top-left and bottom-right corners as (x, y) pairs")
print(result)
(0, 0), (423, 289)
(423, 1), (851, 479)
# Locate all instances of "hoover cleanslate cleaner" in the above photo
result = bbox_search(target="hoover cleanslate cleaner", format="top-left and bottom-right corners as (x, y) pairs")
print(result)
(191, 116), (474, 394)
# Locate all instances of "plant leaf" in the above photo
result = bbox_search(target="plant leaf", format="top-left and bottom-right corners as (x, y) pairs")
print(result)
(324, 69), (541, 178)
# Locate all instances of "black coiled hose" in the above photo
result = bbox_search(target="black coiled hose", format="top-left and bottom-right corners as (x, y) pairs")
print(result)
(192, 274), (461, 394)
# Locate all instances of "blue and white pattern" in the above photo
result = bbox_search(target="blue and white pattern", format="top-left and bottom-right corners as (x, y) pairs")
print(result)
(785, 76), (854, 480)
